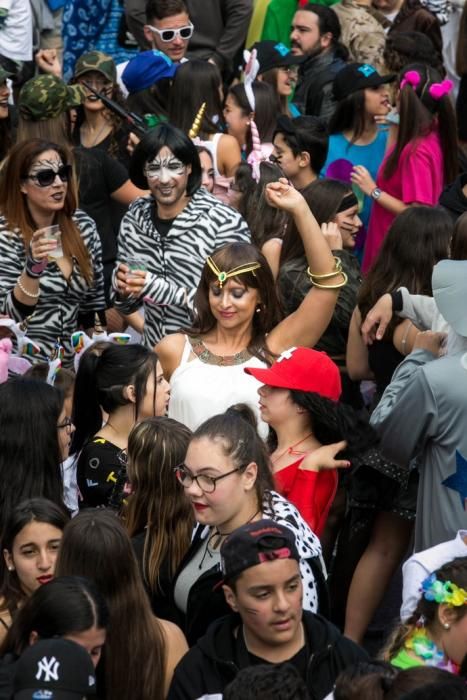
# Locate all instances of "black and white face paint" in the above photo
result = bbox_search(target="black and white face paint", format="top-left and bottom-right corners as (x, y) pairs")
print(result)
(144, 154), (186, 183)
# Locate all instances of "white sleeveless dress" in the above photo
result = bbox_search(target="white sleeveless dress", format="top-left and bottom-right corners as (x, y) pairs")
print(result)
(168, 335), (269, 437)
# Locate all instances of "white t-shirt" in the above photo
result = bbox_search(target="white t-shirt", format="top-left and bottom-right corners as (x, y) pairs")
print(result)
(0, 0), (33, 61)
(401, 530), (467, 621)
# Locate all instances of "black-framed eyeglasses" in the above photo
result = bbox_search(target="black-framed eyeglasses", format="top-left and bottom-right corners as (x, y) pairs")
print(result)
(26, 164), (72, 188)
(147, 23), (194, 42)
(174, 465), (243, 493)
(57, 416), (74, 433)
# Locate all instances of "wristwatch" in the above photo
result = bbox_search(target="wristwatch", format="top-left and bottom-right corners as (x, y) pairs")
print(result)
(371, 187), (382, 200)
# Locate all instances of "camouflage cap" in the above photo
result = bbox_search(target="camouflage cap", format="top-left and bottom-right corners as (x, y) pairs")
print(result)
(74, 51), (117, 83)
(18, 75), (86, 121)
(0, 65), (13, 83)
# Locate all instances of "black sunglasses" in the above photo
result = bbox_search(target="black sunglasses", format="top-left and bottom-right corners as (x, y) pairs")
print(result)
(26, 164), (72, 188)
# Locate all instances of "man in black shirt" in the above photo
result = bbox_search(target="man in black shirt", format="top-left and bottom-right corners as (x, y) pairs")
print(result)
(168, 520), (367, 700)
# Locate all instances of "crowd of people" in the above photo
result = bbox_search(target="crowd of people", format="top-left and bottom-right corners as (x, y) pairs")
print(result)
(0, 0), (466, 698)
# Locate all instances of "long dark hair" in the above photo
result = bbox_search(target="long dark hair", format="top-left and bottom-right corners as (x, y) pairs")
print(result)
(0, 575), (108, 657)
(328, 88), (367, 142)
(233, 161), (288, 248)
(56, 509), (166, 700)
(168, 60), (224, 137)
(451, 211), (467, 260)
(227, 82), (278, 154)
(71, 344), (159, 454)
(383, 64), (458, 183)
(260, 68), (288, 114)
(358, 206), (452, 339)
(0, 380), (65, 537)
(183, 242), (283, 362)
(125, 417), (194, 591)
(0, 499), (69, 616)
(267, 391), (379, 456)
(280, 179), (352, 264)
(191, 405), (275, 511)
(456, 3), (467, 76)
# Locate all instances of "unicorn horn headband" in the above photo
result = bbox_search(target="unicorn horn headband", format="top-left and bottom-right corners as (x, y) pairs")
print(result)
(189, 102), (207, 139)
(206, 256), (261, 288)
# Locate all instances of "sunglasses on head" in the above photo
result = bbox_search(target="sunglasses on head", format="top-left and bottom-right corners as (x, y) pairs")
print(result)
(26, 164), (72, 188)
(147, 23), (194, 42)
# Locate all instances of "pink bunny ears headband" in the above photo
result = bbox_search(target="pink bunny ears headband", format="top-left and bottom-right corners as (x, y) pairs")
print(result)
(243, 49), (272, 183)
(400, 70), (453, 101)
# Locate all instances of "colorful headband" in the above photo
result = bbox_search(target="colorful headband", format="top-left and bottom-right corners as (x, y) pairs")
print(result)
(71, 322), (132, 371)
(189, 102), (206, 139)
(206, 256), (261, 288)
(0, 316), (42, 358)
(421, 573), (467, 607)
(46, 341), (64, 386)
(0, 337), (31, 383)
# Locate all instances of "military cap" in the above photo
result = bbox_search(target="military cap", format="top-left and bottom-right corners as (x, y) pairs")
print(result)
(74, 51), (117, 83)
(18, 75), (85, 121)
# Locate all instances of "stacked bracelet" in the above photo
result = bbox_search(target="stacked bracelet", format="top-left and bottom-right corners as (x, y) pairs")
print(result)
(307, 256), (347, 289)
(17, 277), (40, 299)
(25, 246), (47, 279)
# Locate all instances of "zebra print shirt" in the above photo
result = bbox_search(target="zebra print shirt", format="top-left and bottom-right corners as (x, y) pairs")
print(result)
(0, 210), (106, 367)
(111, 188), (251, 347)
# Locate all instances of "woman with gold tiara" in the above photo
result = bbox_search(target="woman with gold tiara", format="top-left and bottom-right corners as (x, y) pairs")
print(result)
(156, 180), (347, 435)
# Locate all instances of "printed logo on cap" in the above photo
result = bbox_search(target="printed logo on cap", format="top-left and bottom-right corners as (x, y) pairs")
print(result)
(358, 64), (376, 77)
(32, 691), (53, 700)
(274, 43), (290, 57)
(276, 347), (297, 363)
(36, 657), (60, 683)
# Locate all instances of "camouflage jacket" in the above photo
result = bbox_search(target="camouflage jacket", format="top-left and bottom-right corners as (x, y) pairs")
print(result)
(278, 249), (362, 363)
(333, 1), (389, 74)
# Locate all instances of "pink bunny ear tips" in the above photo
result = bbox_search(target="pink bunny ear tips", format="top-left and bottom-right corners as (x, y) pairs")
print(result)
(428, 79), (454, 101)
(0, 338), (13, 353)
(0, 338), (12, 384)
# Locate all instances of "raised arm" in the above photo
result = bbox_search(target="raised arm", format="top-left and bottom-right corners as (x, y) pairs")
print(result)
(264, 181), (345, 353)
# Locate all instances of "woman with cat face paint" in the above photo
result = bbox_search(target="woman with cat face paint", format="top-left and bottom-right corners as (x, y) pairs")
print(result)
(0, 138), (105, 366)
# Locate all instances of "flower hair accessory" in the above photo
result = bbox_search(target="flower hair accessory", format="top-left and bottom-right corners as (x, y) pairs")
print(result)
(429, 79), (453, 101)
(206, 256), (261, 288)
(400, 70), (420, 91)
(421, 573), (467, 606)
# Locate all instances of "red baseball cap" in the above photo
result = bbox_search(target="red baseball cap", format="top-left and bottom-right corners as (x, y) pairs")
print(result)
(244, 346), (341, 401)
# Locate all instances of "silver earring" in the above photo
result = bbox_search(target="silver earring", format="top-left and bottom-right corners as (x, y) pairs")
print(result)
(7, 566), (13, 571)
(443, 622), (450, 630)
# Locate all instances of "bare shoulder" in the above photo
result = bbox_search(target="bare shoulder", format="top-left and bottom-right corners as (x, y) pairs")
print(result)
(158, 618), (188, 650)
(155, 333), (186, 380)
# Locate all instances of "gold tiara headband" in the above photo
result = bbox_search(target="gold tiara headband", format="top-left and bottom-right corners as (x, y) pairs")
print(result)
(206, 256), (261, 288)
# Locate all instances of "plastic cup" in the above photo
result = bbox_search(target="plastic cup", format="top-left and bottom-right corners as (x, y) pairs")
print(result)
(42, 225), (63, 260)
(125, 258), (147, 281)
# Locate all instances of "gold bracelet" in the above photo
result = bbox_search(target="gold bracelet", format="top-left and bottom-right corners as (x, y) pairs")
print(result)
(16, 277), (40, 299)
(312, 272), (348, 289)
(307, 256), (342, 280)
(307, 267), (342, 283)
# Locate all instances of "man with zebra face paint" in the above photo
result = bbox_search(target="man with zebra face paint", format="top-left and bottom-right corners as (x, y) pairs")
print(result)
(111, 123), (250, 347)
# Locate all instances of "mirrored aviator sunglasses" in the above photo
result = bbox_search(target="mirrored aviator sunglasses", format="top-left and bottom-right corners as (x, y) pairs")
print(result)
(28, 164), (72, 188)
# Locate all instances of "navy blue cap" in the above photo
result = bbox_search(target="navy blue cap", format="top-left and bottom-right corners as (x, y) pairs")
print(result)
(122, 50), (178, 95)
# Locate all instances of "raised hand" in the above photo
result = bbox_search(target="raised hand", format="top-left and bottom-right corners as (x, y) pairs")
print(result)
(264, 179), (307, 214)
(299, 440), (350, 472)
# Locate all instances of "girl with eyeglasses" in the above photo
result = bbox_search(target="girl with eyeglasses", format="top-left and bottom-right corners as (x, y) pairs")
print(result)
(0, 138), (106, 366)
(0, 499), (69, 643)
(170, 406), (326, 646)
(0, 378), (70, 538)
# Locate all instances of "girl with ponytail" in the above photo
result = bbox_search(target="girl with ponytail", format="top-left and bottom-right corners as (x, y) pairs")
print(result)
(351, 63), (459, 273)
(383, 557), (467, 676)
(72, 343), (169, 508)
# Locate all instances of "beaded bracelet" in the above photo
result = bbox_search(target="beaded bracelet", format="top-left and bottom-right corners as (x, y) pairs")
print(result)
(311, 272), (348, 290)
(17, 277), (40, 299)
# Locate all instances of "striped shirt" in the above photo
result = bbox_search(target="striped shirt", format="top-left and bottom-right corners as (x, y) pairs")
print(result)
(111, 188), (251, 347)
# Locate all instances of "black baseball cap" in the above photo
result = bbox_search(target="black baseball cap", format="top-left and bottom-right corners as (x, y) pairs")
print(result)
(333, 63), (395, 101)
(250, 41), (304, 75)
(14, 639), (97, 700)
(220, 519), (300, 582)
